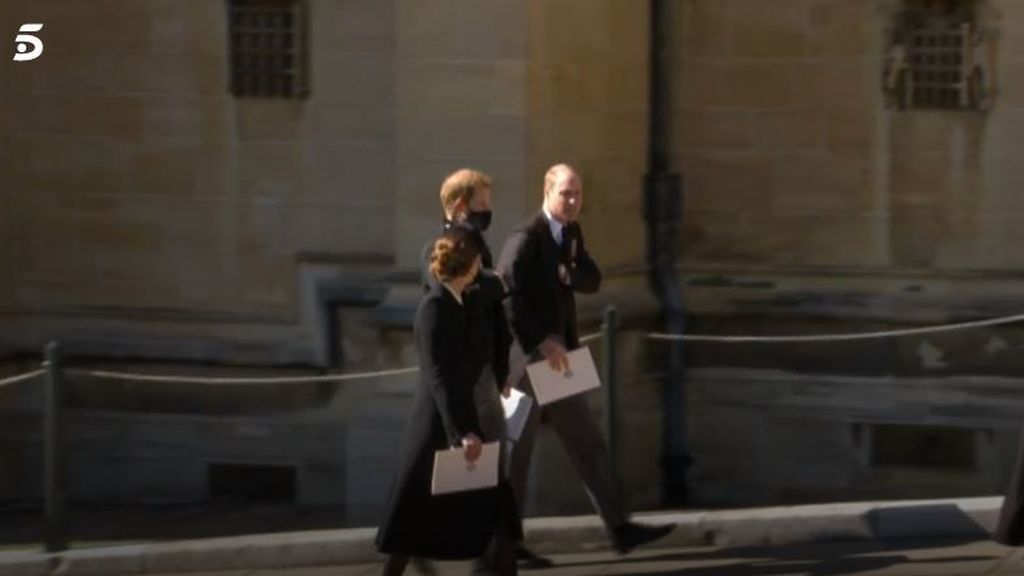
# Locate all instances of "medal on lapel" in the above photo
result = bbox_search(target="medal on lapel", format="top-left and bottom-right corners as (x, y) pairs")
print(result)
(557, 263), (571, 286)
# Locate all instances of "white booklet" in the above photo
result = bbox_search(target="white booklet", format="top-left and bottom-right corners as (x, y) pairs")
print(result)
(501, 387), (534, 442)
(431, 441), (500, 495)
(525, 346), (601, 406)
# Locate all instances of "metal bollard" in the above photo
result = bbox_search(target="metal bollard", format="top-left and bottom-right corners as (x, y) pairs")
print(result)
(44, 341), (69, 553)
(602, 305), (619, 478)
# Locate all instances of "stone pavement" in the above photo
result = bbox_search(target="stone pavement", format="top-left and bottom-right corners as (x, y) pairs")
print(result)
(0, 497), (1012, 576)
(145, 538), (1024, 576)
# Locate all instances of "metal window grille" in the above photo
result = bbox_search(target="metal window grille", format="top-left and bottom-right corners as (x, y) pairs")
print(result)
(897, 1), (975, 110)
(907, 22), (967, 108)
(228, 0), (309, 99)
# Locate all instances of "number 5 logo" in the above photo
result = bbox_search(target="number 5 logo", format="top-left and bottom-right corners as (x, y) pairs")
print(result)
(13, 23), (43, 62)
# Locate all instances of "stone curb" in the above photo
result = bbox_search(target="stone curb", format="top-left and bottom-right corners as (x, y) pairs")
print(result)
(0, 496), (1003, 576)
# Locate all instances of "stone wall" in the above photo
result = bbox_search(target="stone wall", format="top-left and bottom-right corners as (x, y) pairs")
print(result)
(6, 0), (1024, 516)
(526, 0), (649, 269)
(675, 0), (1024, 274)
(393, 0), (530, 269)
(0, 0), (395, 358)
(687, 367), (1023, 507)
(675, 0), (887, 268)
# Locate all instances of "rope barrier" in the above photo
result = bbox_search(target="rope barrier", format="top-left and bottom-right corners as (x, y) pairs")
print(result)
(646, 311), (1024, 343)
(66, 366), (419, 386)
(66, 332), (608, 386)
(0, 369), (44, 388)
(12, 311), (1024, 386)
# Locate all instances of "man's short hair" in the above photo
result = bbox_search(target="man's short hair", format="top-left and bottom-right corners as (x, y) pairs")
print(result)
(439, 168), (492, 213)
(543, 163), (581, 194)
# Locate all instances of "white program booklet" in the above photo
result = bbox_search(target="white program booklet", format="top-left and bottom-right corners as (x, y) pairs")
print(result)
(501, 387), (534, 441)
(431, 441), (500, 495)
(525, 346), (601, 406)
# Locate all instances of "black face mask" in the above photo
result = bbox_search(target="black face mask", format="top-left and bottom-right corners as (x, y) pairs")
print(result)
(465, 210), (493, 231)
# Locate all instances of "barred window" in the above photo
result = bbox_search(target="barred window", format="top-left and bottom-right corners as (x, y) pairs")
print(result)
(888, 0), (974, 109)
(228, 0), (309, 99)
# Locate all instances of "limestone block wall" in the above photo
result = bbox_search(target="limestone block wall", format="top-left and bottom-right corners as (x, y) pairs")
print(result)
(675, 0), (1024, 274)
(676, 0), (886, 268)
(687, 367), (1023, 506)
(894, 0), (1024, 270)
(392, 0), (529, 269)
(526, 0), (649, 269)
(0, 359), (44, 502)
(0, 0), (395, 343)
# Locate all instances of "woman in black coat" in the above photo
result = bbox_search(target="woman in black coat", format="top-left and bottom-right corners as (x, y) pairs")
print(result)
(376, 229), (520, 576)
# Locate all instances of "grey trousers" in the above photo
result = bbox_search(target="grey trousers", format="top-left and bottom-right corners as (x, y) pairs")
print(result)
(507, 342), (628, 533)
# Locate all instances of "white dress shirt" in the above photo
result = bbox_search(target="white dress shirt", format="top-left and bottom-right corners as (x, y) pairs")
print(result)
(542, 207), (564, 246)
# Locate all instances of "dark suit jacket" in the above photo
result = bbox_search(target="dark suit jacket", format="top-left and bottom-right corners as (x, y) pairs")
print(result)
(497, 211), (601, 354)
(420, 222), (511, 385)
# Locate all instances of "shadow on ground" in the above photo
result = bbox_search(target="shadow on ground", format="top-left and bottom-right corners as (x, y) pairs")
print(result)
(549, 537), (1004, 576)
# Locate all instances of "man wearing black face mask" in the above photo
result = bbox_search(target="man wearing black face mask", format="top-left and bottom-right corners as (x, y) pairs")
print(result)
(419, 169), (518, 576)
(421, 170), (510, 386)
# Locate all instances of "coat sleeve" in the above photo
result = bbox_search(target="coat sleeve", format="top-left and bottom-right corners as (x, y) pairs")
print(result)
(490, 295), (512, 387)
(475, 269), (507, 302)
(473, 270), (511, 386)
(566, 223), (602, 294)
(418, 300), (480, 445)
(497, 228), (547, 355)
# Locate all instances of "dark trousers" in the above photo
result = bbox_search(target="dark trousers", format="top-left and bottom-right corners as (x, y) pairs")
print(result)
(506, 342), (627, 533)
(996, 428), (1024, 545)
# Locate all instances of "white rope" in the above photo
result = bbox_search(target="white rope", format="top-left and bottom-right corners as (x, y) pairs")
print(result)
(0, 369), (44, 388)
(28, 311), (1024, 386)
(66, 366), (420, 385)
(646, 311), (1024, 343)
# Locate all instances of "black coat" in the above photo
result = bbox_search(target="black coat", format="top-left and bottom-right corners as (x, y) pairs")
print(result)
(496, 212), (601, 354)
(375, 284), (516, 559)
(420, 222), (512, 385)
(996, 429), (1024, 544)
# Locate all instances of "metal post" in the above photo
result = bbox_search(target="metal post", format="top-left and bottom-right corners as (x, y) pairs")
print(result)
(44, 341), (68, 552)
(602, 305), (619, 477)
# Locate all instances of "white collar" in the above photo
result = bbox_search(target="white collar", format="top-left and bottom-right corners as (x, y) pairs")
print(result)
(442, 283), (463, 305)
(542, 207), (564, 244)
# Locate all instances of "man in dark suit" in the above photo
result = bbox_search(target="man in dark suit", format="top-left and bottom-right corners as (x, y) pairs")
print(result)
(497, 164), (674, 561)
(420, 169), (518, 575)
(420, 169), (512, 402)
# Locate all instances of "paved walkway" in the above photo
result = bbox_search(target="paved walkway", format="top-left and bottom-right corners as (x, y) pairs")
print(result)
(144, 538), (1023, 576)
(0, 497), (1011, 576)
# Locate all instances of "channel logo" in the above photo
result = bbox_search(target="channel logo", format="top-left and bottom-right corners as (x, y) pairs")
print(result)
(13, 23), (44, 62)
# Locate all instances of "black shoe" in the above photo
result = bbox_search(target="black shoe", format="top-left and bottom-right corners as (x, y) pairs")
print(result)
(612, 521), (675, 555)
(515, 546), (555, 569)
